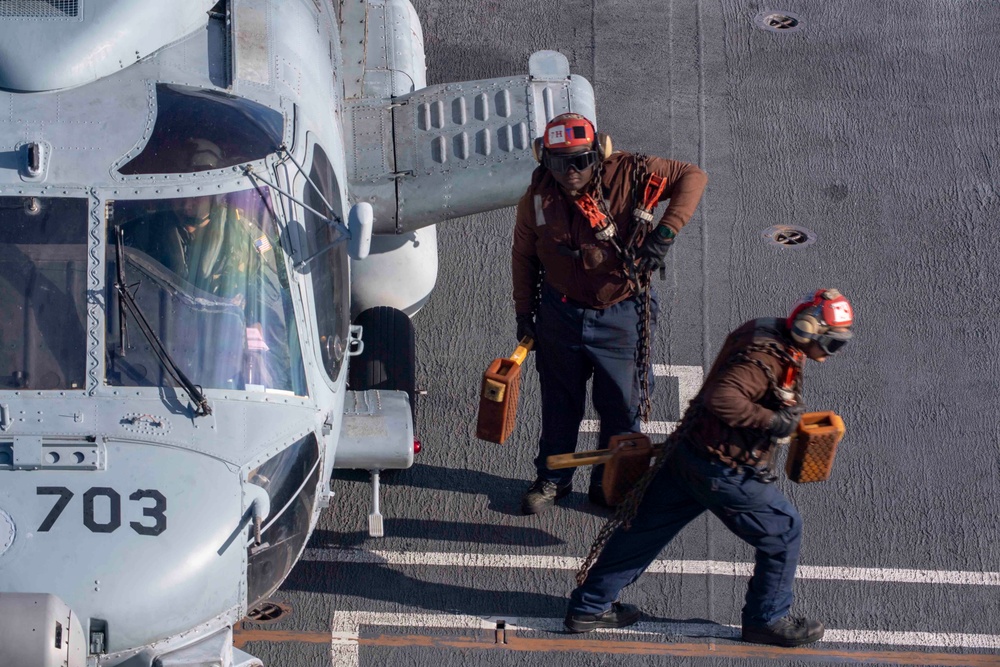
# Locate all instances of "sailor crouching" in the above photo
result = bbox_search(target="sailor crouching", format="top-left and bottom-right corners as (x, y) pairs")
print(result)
(565, 289), (854, 648)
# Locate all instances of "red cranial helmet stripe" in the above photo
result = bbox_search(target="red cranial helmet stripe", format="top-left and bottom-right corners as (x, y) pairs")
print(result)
(788, 288), (853, 329)
(543, 113), (596, 150)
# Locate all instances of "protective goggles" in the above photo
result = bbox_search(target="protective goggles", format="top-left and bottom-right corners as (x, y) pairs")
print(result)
(814, 329), (852, 355)
(543, 150), (598, 174)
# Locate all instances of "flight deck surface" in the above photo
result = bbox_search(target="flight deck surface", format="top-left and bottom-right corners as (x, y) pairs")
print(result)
(241, 0), (1000, 664)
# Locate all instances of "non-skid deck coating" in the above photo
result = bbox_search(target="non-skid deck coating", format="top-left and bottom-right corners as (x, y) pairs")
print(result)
(249, 0), (1000, 664)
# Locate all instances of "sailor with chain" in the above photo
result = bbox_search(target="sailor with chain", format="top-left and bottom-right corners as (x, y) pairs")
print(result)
(564, 289), (854, 647)
(512, 113), (708, 514)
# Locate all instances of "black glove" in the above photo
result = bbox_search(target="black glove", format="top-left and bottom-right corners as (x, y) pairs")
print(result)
(637, 224), (676, 273)
(769, 404), (806, 438)
(515, 313), (536, 345)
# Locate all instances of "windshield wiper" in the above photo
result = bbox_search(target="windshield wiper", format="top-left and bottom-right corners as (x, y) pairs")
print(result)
(113, 226), (212, 417)
(114, 225), (129, 357)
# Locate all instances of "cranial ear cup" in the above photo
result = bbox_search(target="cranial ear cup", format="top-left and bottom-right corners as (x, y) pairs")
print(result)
(532, 137), (545, 163)
(595, 132), (613, 160)
(791, 312), (822, 345)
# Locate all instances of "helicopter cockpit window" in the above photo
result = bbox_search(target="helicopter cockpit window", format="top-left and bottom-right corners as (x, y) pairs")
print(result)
(118, 84), (284, 175)
(303, 144), (350, 383)
(106, 188), (307, 396)
(0, 197), (88, 390)
(246, 433), (320, 604)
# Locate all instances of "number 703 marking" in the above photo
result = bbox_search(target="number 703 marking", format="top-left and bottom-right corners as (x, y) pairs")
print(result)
(36, 486), (167, 536)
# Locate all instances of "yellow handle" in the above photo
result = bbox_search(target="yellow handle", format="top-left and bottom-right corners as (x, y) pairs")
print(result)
(547, 448), (614, 470)
(510, 337), (534, 366)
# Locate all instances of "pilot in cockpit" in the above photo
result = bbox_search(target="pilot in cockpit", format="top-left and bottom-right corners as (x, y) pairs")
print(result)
(116, 139), (291, 391)
(160, 139), (258, 301)
(125, 139), (259, 302)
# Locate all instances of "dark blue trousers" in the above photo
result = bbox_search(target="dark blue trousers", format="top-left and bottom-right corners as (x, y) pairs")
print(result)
(533, 283), (657, 487)
(568, 445), (803, 626)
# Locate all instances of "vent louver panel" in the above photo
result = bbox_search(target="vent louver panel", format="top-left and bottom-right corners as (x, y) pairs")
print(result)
(0, 0), (79, 18)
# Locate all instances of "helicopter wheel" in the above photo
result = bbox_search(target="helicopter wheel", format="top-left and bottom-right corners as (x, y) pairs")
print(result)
(348, 306), (416, 415)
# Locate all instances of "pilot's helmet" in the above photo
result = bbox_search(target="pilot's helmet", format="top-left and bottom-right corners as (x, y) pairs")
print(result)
(186, 138), (223, 171)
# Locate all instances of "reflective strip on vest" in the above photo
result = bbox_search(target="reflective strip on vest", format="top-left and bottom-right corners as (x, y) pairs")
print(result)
(534, 194), (547, 226)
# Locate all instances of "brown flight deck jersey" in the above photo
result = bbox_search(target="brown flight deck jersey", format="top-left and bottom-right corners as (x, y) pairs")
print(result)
(682, 319), (806, 469)
(512, 152), (707, 314)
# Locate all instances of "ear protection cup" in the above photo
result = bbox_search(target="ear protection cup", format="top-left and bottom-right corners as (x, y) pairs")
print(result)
(532, 137), (545, 163)
(595, 132), (613, 160)
(791, 311), (821, 345)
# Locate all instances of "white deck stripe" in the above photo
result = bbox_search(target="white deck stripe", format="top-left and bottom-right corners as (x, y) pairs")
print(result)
(329, 611), (1000, 662)
(307, 548), (1000, 587)
(579, 419), (678, 434)
(579, 365), (702, 434)
(328, 361), (999, 665)
(651, 364), (703, 408)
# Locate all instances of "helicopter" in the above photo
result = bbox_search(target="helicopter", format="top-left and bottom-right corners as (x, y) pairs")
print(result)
(0, 0), (594, 665)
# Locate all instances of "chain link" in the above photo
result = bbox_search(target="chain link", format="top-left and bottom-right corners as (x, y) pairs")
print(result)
(734, 342), (804, 399)
(586, 155), (608, 216)
(575, 154), (661, 583)
(582, 153), (656, 420)
(635, 273), (653, 421)
(629, 155), (654, 422)
(575, 414), (695, 586)
(627, 154), (651, 264)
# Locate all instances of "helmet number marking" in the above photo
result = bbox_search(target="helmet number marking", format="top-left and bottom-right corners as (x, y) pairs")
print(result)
(36, 486), (167, 536)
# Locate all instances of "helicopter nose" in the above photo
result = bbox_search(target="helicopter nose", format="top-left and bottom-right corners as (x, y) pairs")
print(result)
(0, 441), (246, 655)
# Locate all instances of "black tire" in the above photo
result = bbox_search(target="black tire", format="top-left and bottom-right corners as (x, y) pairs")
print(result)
(348, 307), (416, 409)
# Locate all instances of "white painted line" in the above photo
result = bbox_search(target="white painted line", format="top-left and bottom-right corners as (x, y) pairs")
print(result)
(578, 365), (702, 434)
(309, 547), (579, 570)
(306, 548), (1000, 587)
(822, 629), (1000, 649)
(579, 419), (677, 434)
(330, 611), (500, 667)
(652, 364), (703, 409)
(328, 611), (1000, 658)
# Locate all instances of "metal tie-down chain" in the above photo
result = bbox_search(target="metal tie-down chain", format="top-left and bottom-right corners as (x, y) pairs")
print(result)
(587, 154), (657, 421)
(575, 424), (687, 586)
(574, 155), (666, 584)
(630, 154), (655, 422)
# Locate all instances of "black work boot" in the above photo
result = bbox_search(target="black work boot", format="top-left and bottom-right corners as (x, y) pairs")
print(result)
(564, 602), (641, 633)
(742, 615), (825, 647)
(520, 478), (571, 515)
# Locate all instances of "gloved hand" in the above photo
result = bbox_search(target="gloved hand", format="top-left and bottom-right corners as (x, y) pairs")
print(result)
(515, 313), (536, 345)
(769, 404), (806, 438)
(637, 224), (676, 273)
